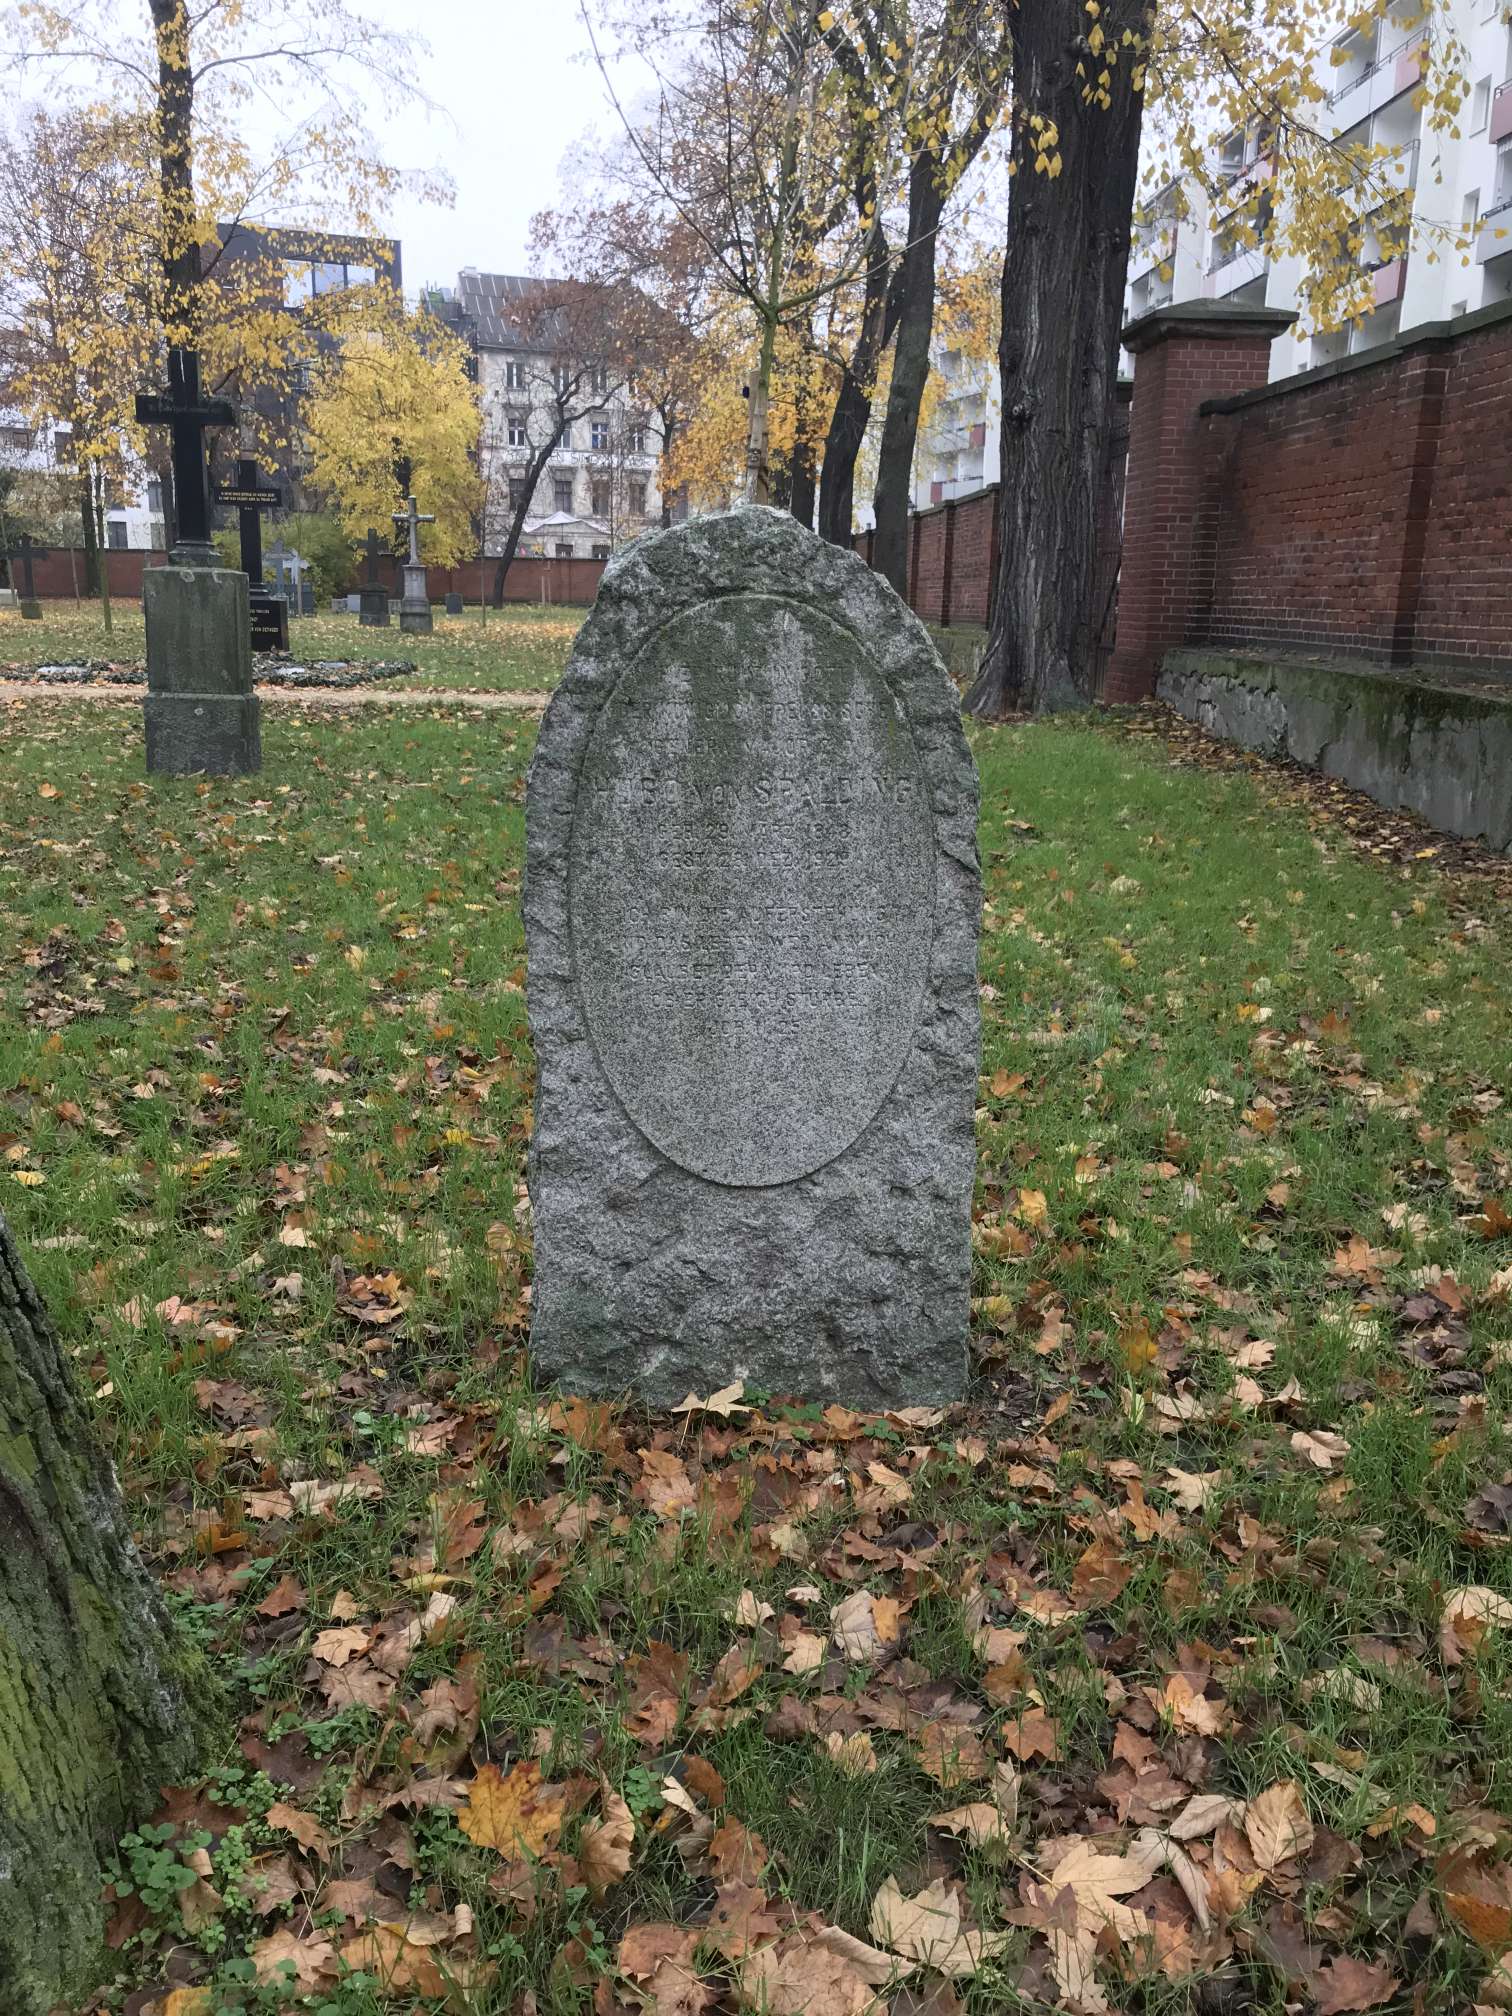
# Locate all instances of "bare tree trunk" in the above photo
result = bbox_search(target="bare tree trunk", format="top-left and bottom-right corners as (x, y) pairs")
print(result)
(816, 224), (899, 547)
(149, 0), (201, 343)
(78, 470), (100, 596)
(965, 0), (1150, 717)
(0, 1211), (202, 2015)
(871, 173), (947, 594)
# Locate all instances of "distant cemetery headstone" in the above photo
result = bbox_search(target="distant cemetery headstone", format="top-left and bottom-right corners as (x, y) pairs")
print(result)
(134, 346), (259, 775)
(214, 457), (285, 651)
(444, 590), (464, 616)
(392, 495), (435, 636)
(524, 507), (981, 1406)
(11, 532), (46, 619)
(359, 528), (389, 627)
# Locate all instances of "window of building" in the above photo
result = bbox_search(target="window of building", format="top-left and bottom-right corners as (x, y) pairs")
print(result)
(629, 481), (647, 516)
(551, 361), (572, 395)
(345, 264), (376, 288)
(107, 519), (128, 549)
(558, 424), (573, 452)
(554, 542), (574, 557)
(505, 359), (525, 390)
(591, 478), (612, 517)
(590, 365), (608, 395)
(591, 418), (610, 451)
(506, 410), (528, 447)
(1464, 187), (1482, 231)
(509, 476), (532, 511)
(628, 420), (647, 453)
(146, 478), (163, 514)
(1472, 75), (1493, 131)
(592, 543), (611, 559)
(553, 476), (574, 514)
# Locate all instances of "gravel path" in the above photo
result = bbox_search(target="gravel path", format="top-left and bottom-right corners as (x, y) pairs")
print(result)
(0, 681), (550, 711)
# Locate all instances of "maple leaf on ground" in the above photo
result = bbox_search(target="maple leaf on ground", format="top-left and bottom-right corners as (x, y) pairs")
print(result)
(915, 1720), (989, 1790)
(340, 1918), (490, 1997)
(250, 1923), (338, 1988)
(832, 1589), (900, 1663)
(1244, 1781), (1315, 1871)
(264, 1800), (334, 1861)
(869, 1877), (1009, 1977)
(458, 1760), (564, 1859)
(580, 1787), (635, 1896)
(1001, 1707), (1060, 1762)
(1312, 1955), (1400, 2013)
(1071, 1535), (1134, 1607)
(738, 1935), (892, 2015)
(1440, 1585), (1512, 1665)
(1291, 1428), (1351, 1471)
(636, 1446), (698, 1516)
(672, 1380), (749, 1418)
(929, 1761), (1022, 1858)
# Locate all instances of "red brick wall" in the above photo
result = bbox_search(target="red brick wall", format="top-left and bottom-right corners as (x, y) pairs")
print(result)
(1408, 317), (1512, 665)
(18, 549), (606, 608)
(1112, 298), (1512, 691)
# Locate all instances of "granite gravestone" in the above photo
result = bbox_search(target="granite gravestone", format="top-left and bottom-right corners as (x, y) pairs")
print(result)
(135, 348), (259, 776)
(524, 507), (980, 1407)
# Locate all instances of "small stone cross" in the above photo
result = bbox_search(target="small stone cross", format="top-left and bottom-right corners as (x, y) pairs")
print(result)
(392, 495), (435, 568)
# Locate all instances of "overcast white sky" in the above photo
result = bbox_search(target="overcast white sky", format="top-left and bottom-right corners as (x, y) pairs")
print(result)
(355, 0), (616, 293)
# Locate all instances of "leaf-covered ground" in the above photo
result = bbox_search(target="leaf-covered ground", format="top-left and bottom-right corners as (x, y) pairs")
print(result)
(2, 679), (1511, 2016)
(0, 601), (581, 692)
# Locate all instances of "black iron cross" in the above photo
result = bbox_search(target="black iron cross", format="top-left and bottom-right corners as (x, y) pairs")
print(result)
(135, 346), (236, 557)
(364, 526), (383, 584)
(12, 531), (46, 601)
(213, 455), (282, 582)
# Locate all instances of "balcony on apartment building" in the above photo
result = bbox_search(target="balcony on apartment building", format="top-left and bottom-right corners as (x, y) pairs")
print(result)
(1128, 182), (1181, 284)
(1326, 27), (1426, 132)
(1477, 194), (1512, 263)
(1491, 78), (1512, 145)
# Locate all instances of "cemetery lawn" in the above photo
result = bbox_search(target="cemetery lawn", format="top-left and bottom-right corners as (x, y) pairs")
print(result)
(0, 600), (580, 692)
(4, 696), (1512, 2013)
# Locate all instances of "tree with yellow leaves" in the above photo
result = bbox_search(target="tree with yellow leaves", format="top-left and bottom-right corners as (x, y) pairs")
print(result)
(304, 294), (482, 569)
(0, 107), (158, 604)
(8, 0), (442, 537)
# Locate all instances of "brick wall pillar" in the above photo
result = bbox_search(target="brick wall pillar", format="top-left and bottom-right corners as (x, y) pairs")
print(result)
(1104, 303), (1295, 704)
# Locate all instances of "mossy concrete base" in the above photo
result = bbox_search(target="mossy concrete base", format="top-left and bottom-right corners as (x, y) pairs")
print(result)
(1159, 649), (1512, 853)
(925, 624), (988, 688)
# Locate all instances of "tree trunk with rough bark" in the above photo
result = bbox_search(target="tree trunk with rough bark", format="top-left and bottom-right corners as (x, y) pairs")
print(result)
(965, 0), (1150, 717)
(870, 172), (948, 595)
(816, 224), (897, 548)
(78, 471), (100, 595)
(0, 1211), (202, 2015)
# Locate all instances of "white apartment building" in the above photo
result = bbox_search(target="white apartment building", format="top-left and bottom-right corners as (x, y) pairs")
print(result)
(911, 1), (1512, 503)
(1124, 0), (1512, 378)
(432, 271), (662, 561)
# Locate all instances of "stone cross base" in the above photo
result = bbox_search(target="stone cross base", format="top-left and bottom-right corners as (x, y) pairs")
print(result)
(145, 693), (262, 774)
(399, 560), (432, 635)
(19, 600), (42, 620)
(359, 585), (390, 627)
(143, 563), (260, 776)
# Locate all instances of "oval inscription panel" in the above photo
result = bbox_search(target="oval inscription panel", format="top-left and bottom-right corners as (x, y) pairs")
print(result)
(568, 593), (935, 1187)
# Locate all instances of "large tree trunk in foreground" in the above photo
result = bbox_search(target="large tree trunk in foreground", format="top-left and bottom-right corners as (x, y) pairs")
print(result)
(965, 0), (1151, 717)
(0, 1211), (201, 2014)
(817, 223), (898, 548)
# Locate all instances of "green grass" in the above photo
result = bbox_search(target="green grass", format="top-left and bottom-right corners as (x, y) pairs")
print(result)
(0, 598), (580, 691)
(3, 693), (1511, 2013)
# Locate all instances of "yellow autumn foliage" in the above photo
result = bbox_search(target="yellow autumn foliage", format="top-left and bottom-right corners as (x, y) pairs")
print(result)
(304, 294), (482, 567)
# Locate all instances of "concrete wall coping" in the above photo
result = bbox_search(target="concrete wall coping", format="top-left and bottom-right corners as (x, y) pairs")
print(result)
(1120, 301), (1297, 354)
(1199, 293), (1512, 417)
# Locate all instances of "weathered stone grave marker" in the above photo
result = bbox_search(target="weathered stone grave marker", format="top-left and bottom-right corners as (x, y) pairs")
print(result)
(359, 527), (389, 627)
(11, 532), (46, 619)
(524, 507), (980, 1406)
(392, 495), (434, 635)
(135, 346), (259, 776)
(214, 456), (285, 650)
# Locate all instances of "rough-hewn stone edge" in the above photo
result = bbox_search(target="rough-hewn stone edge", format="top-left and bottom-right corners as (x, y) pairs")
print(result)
(1158, 647), (1512, 853)
(524, 505), (982, 1193)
